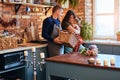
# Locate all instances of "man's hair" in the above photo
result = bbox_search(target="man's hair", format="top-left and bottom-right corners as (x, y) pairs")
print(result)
(52, 5), (63, 13)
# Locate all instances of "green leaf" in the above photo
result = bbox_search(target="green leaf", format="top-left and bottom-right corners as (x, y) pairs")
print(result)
(81, 20), (93, 40)
(57, 0), (79, 8)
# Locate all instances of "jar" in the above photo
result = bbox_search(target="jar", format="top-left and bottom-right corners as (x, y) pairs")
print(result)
(14, 0), (22, 2)
(43, 0), (50, 4)
(9, 0), (14, 2)
(27, 0), (34, 4)
(23, 0), (26, 3)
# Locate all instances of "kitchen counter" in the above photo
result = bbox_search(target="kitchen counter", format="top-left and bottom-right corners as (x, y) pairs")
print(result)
(0, 42), (48, 54)
(46, 53), (120, 80)
(46, 53), (120, 70)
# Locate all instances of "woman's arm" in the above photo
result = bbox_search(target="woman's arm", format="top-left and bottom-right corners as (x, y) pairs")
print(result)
(67, 24), (80, 34)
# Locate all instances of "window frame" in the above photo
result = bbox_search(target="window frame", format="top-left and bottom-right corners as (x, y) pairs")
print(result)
(93, 0), (119, 40)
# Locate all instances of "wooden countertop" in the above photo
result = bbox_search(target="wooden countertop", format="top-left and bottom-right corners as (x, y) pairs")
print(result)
(46, 53), (120, 70)
(0, 43), (47, 54)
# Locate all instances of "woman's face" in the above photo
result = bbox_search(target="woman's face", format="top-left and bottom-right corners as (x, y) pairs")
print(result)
(69, 15), (75, 24)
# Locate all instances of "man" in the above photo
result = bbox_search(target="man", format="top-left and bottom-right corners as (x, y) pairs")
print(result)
(42, 5), (64, 57)
(42, 5), (67, 80)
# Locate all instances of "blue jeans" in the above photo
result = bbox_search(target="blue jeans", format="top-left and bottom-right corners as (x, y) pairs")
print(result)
(64, 45), (85, 53)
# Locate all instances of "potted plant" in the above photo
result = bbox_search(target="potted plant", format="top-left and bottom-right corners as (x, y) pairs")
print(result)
(56, 0), (79, 8)
(80, 21), (93, 41)
(116, 31), (120, 41)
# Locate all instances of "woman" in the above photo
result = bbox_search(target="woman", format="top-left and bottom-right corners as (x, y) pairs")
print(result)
(62, 10), (84, 53)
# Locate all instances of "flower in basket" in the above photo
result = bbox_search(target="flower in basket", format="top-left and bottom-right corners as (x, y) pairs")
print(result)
(80, 45), (98, 56)
(89, 45), (98, 50)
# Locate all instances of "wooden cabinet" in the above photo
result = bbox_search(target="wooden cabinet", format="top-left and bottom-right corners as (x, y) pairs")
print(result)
(36, 47), (47, 80)
(24, 49), (33, 80)
(112, 45), (120, 55)
(98, 45), (112, 54)
(0, 45), (47, 80)
(25, 46), (47, 80)
(0, 66), (25, 79)
(0, 50), (26, 80)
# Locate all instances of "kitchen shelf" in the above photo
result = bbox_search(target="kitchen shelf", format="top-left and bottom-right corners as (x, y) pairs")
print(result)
(3, 2), (53, 14)
(3, 2), (53, 7)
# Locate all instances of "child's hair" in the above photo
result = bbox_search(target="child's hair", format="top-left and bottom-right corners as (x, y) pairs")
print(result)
(75, 17), (82, 25)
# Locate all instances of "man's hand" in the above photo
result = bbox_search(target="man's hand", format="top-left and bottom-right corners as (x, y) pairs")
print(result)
(54, 37), (63, 44)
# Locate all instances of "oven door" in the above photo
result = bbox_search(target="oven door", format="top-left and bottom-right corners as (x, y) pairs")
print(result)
(1, 51), (25, 70)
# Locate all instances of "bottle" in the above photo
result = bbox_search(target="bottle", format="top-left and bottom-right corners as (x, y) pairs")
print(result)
(43, 0), (50, 4)
(23, 0), (26, 3)
(30, 22), (35, 41)
(22, 38), (26, 43)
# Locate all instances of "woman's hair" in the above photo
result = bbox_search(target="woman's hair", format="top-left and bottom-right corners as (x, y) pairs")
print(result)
(62, 10), (76, 23)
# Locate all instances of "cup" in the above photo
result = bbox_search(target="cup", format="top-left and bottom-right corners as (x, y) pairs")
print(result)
(96, 58), (101, 64)
(110, 57), (115, 65)
(26, 7), (31, 12)
(104, 59), (108, 66)
(23, 0), (26, 3)
(24, 51), (28, 57)
(88, 58), (95, 64)
(40, 52), (45, 58)
(32, 47), (36, 52)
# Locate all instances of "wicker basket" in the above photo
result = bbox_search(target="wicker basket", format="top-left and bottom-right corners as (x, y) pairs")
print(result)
(0, 36), (18, 50)
(59, 30), (78, 48)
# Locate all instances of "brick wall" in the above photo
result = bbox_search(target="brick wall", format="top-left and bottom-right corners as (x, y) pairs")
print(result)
(60, 0), (85, 21)
(85, 0), (93, 23)
(62, 0), (93, 24)
(0, 0), (92, 41)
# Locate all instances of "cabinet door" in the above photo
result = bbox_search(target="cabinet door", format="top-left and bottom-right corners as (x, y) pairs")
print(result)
(112, 45), (120, 55)
(25, 49), (33, 80)
(36, 47), (47, 80)
(25, 47), (47, 80)
(98, 44), (113, 54)
(0, 67), (25, 80)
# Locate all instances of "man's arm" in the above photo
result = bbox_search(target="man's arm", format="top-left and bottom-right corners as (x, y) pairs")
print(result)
(42, 18), (54, 42)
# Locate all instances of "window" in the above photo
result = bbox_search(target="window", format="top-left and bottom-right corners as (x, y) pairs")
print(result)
(94, 0), (120, 39)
